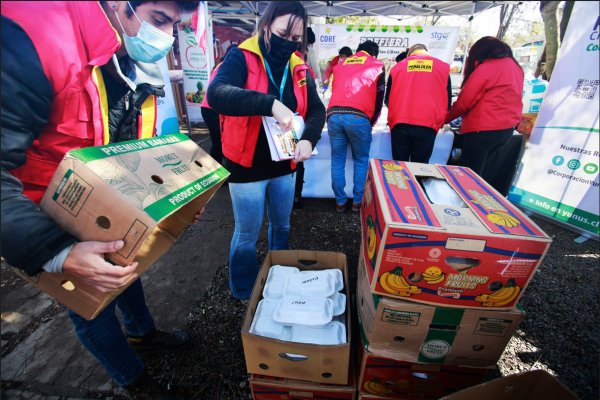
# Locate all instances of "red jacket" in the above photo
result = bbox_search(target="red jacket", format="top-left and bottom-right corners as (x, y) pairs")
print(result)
(2, 2), (157, 204)
(220, 36), (308, 168)
(327, 50), (384, 119)
(323, 55), (341, 83)
(387, 52), (450, 131)
(446, 57), (524, 133)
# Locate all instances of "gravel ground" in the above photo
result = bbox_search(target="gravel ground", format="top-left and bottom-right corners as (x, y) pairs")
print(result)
(139, 199), (599, 400)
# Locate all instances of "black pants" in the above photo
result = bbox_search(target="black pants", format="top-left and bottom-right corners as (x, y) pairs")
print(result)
(391, 123), (436, 163)
(459, 128), (514, 175)
(200, 106), (223, 164)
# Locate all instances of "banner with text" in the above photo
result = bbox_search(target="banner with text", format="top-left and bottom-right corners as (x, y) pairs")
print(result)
(178, 1), (213, 123)
(509, 2), (599, 237)
(313, 24), (459, 76)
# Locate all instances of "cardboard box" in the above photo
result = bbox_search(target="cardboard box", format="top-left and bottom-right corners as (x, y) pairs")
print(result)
(357, 340), (491, 399)
(439, 369), (578, 400)
(358, 394), (395, 400)
(242, 250), (351, 385)
(360, 160), (551, 309)
(250, 371), (356, 399)
(357, 254), (524, 367)
(14, 134), (229, 320)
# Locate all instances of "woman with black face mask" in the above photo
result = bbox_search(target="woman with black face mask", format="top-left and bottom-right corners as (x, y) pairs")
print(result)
(207, 1), (325, 302)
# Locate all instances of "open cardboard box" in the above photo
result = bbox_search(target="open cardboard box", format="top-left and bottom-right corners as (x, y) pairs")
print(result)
(242, 250), (351, 385)
(357, 253), (524, 367)
(14, 134), (229, 320)
(439, 369), (578, 400)
(360, 160), (551, 309)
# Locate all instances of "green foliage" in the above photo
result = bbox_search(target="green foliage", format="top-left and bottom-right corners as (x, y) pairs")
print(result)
(325, 15), (377, 25)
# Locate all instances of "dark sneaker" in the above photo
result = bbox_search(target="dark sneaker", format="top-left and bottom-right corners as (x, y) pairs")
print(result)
(127, 329), (191, 355)
(122, 371), (179, 400)
(352, 203), (361, 212)
(336, 204), (346, 213)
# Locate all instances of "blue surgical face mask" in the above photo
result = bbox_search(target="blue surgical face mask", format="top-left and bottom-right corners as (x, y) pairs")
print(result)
(114, 2), (175, 63)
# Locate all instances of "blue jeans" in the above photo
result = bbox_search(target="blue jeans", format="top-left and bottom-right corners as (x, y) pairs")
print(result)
(68, 279), (155, 386)
(228, 173), (295, 300)
(327, 113), (372, 206)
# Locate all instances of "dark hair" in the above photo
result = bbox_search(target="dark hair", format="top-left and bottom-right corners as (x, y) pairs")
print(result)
(357, 40), (379, 58)
(395, 51), (408, 63)
(257, 1), (308, 54)
(462, 36), (521, 87)
(126, 1), (200, 17)
(339, 46), (353, 57)
(307, 26), (316, 45)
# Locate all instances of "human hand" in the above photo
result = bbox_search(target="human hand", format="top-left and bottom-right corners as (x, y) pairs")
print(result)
(62, 240), (138, 292)
(193, 207), (205, 224)
(293, 140), (313, 163)
(271, 99), (294, 132)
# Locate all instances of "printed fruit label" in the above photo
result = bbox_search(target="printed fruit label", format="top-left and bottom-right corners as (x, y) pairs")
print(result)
(420, 340), (451, 359)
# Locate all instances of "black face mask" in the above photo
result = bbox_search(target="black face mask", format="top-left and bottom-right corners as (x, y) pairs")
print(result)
(269, 33), (299, 61)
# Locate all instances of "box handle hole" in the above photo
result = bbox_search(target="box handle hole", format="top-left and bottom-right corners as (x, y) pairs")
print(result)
(393, 336), (406, 342)
(61, 280), (76, 291)
(151, 175), (164, 184)
(298, 259), (317, 267)
(446, 256), (480, 272)
(279, 352), (308, 362)
(96, 216), (111, 230)
(321, 372), (332, 378)
(472, 344), (485, 351)
(258, 363), (269, 370)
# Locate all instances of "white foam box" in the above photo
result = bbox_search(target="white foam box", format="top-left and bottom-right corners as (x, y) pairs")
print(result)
(360, 160), (551, 309)
(14, 134), (229, 320)
(242, 250), (351, 385)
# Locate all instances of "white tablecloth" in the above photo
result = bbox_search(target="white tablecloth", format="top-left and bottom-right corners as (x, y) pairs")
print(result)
(302, 106), (454, 199)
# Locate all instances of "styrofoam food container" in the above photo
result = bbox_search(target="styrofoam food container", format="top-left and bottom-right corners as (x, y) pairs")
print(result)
(289, 321), (347, 345)
(330, 291), (346, 316)
(249, 298), (291, 340)
(325, 268), (344, 291)
(283, 270), (336, 298)
(272, 296), (333, 327)
(262, 265), (300, 299)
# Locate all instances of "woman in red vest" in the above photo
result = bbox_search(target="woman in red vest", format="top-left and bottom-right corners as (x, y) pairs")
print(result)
(207, 1), (325, 301)
(445, 36), (524, 175)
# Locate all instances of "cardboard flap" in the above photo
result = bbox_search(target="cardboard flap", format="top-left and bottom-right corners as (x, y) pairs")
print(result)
(437, 165), (547, 238)
(373, 160), (442, 228)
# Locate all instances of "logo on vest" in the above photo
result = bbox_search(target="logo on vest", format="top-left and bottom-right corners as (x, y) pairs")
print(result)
(297, 77), (307, 87)
(344, 56), (367, 65)
(407, 59), (433, 72)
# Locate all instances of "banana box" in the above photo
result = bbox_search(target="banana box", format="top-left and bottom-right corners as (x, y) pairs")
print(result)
(15, 134), (229, 320)
(360, 160), (551, 309)
(357, 339), (492, 400)
(357, 254), (524, 367)
(241, 250), (352, 385)
(249, 371), (356, 399)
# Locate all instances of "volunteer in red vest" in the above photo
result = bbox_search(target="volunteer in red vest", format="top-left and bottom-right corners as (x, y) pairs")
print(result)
(207, 1), (325, 301)
(1, 2), (200, 398)
(322, 46), (353, 89)
(387, 44), (451, 163)
(445, 36), (524, 175)
(327, 40), (385, 213)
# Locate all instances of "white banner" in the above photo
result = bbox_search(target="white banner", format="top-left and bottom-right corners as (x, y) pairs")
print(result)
(178, 1), (213, 123)
(313, 24), (459, 76)
(155, 57), (180, 136)
(509, 2), (600, 238)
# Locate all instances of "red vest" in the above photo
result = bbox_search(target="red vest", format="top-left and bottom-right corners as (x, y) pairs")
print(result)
(387, 53), (450, 131)
(220, 36), (308, 168)
(2, 2), (157, 204)
(327, 51), (384, 119)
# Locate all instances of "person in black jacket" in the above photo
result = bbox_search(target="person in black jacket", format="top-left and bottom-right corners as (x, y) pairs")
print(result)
(1, 2), (200, 399)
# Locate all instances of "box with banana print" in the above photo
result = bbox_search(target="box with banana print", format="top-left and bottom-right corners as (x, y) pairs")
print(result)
(360, 160), (551, 309)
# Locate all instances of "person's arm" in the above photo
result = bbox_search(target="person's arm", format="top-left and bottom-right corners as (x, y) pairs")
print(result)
(384, 74), (393, 107)
(445, 66), (489, 123)
(294, 71), (325, 162)
(207, 47), (276, 117)
(308, 47), (322, 82)
(371, 70), (386, 126)
(447, 75), (452, 110)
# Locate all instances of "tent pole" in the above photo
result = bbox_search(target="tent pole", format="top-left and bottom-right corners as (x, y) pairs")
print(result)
(462, 2), (476, 63)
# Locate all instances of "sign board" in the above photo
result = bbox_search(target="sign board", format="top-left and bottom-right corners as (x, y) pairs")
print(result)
(509, 2), (600, 238)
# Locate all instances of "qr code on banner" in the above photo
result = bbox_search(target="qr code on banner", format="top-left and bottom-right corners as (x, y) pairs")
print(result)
(573, 79), (599, 100)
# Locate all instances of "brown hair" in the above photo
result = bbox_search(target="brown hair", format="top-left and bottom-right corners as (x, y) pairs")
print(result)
(256, 1), (308, 54)
(462, 36), (521, 87)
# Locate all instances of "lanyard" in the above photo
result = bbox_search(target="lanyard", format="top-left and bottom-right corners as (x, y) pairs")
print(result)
(264, 59), (290, 101)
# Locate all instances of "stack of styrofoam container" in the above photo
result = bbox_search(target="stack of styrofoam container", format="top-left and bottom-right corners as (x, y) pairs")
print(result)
(241, 250), (357, 399)
(355, 160), (552, 399)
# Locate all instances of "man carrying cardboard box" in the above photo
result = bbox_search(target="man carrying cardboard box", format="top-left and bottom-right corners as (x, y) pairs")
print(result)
(1, 2), (201, 399)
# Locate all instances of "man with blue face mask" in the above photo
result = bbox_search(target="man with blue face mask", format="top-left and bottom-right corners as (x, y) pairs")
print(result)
(1, 1), (198, 399)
